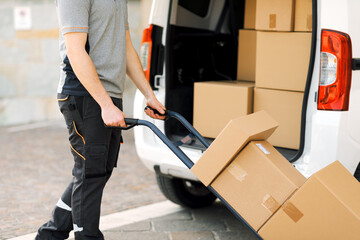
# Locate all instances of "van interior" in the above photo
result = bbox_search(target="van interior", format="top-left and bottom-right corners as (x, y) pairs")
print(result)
(160, 0), (313, 161)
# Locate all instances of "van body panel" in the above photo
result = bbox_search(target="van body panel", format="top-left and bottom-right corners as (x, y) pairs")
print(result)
(149, 0), (170, 29)
(294, 0), (360, 177)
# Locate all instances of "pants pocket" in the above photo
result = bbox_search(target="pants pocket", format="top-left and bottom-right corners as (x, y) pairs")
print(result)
(57, 94), (69, 112)
(84, 143), (107, 179)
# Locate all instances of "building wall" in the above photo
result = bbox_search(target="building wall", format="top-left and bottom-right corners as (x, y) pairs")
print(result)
(0, 0), (147, 126)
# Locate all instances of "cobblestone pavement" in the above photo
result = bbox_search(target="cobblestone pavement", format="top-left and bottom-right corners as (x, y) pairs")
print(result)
(0, 122), (165, 239)
(102, 201), (258, 240)
(0, 121), (259, 240)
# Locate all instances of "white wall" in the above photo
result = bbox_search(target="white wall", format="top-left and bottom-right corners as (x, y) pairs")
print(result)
(0, 0), (147, 126)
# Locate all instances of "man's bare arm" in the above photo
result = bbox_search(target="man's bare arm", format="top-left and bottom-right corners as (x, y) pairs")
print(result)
(125, 30), (166, 119)
(64, 32), (126, 127)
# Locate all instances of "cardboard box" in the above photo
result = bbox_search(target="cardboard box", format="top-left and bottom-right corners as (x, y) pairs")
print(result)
(254, 88), (303, 149)
(244, 0), (256, 29)
(237, 30), (257, 82)
(191, 110), (278, 186)
(255, 0), (295, 31)
(259, 161), (360, 239)
(295, 0), (312, 32)
(193, 81), (254, 138)
(211, 141), (306, 231)
(256, 31), (311, 92)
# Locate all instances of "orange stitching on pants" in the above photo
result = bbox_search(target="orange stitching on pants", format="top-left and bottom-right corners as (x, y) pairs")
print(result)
(70, 143), (85, 160)
(57, 96), (69, 101)
(73, 121), (85, 144)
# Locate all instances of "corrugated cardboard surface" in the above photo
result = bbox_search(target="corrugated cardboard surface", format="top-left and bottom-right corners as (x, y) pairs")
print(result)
(237, 30), (257, 82)
(193, 81), (254, 138)
(244, 0), (257, 29)
(191, 111), (278, 186)
(211, 141), (306, 231)
(254, 88), (303, 149)
(259, 161), (360, 240)
(295, 0), (312, 32)
(255, 0), (295, 31)
(256, 31), (311, 92)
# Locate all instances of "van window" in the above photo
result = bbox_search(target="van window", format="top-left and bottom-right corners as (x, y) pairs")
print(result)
(178, 0), (210, 18)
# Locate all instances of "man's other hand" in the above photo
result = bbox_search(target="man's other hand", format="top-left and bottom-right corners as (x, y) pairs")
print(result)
(145, 97), (166, 120)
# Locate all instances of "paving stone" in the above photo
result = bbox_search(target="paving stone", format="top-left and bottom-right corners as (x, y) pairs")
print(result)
(152, 209), (193, 221)
(223, 217), (250, 232)
(192, 201), (234, 222)
(153, 219), (226, 232)
(109, 221), (152, 232)
(170, 231), (215, 240)
(104, 231), (170, 240)
(214, 231), (259, 240)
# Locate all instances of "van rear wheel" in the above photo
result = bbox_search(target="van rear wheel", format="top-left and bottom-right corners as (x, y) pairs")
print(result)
(156, 173), (217, 208)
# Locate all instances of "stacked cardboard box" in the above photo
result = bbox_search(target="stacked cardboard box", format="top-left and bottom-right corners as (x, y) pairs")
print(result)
(239, 0), (312, 149)
(254, 31), (311, 149)
(193, 81), (254, 138)
(254, 88), (303, 150)
(237, 30), (257, 81)
(244, 0), (312, 32)
(295, 0), (312, 32)
(255, 0), (295, 32)
(191, 112), (360, 239)
(243, 0), (257, 29)
(195, 0), (312, 142)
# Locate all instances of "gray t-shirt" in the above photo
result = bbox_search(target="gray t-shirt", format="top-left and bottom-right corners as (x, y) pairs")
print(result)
(56, 0), (129, 99)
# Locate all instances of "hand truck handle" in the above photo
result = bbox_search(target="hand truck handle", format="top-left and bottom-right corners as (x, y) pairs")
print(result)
(131, 119), (195, 168)
(109, 108), (210, 169)
(144, 106), (210, 149)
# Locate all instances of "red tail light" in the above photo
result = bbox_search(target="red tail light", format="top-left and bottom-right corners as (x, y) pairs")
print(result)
(140, 25), (153, 81)
(318, 29), (352, 111)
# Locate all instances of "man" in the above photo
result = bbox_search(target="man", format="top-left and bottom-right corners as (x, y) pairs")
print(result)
(36, 0), (165, 239)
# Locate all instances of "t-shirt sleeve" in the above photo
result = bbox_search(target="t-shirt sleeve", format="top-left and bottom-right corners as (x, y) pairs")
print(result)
(56, 0), (90, 35)
(125, 0), (129, 30)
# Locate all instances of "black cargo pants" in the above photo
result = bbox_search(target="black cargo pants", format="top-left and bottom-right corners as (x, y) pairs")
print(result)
(36, 94), (123, 240)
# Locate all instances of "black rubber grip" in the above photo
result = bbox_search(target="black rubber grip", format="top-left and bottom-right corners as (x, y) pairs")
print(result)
(144, 106), (168, 116)
(125, 118), (139, 125)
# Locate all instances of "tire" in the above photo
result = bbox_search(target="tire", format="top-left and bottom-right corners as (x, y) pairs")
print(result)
(354, 162), (360, 182)
(156, 173), (217, 208)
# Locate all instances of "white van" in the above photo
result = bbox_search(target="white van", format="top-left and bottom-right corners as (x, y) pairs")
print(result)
(133, 0), (360, 208)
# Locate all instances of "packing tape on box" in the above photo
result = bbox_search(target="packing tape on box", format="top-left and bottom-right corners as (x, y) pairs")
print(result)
(256, 143), (270, 155)
(269, 14), (277, 29)
(282, 202), (304, 223)
(262, 194), (280, 213)
(228, 163), (247, 182)
(307, 14), (312, 31)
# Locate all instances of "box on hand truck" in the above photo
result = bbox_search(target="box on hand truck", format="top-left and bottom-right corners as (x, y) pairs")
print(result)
(120, 109), (305, 238)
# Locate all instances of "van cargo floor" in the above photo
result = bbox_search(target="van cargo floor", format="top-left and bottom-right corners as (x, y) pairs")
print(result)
(168, 134), (298, 161)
